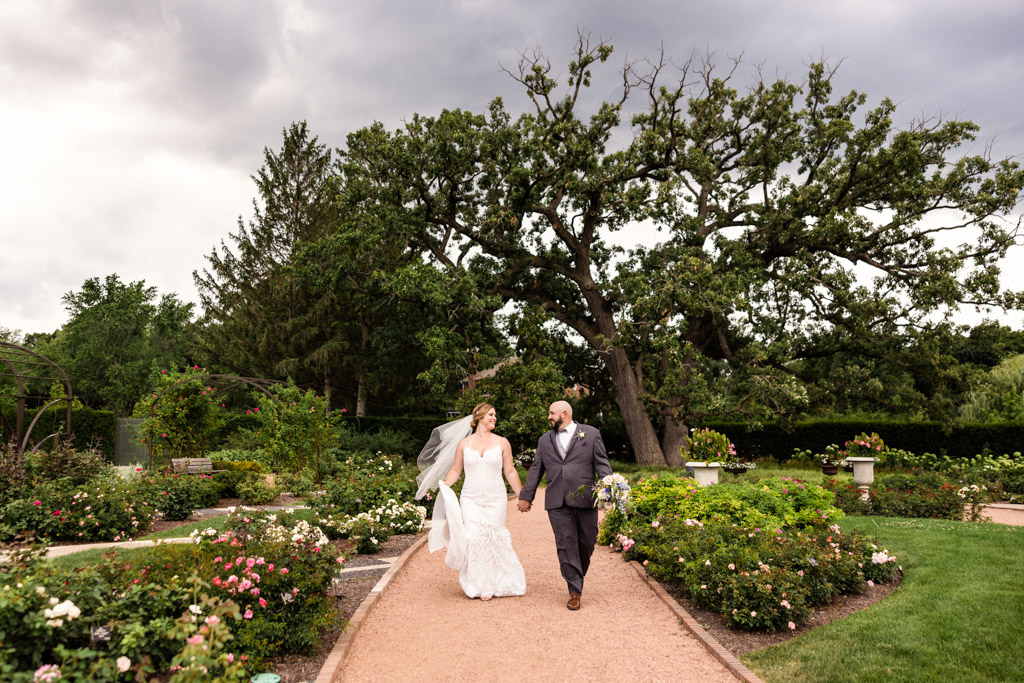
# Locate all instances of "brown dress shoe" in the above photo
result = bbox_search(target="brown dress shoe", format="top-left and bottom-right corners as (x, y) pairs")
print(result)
(567, 592), (581, 610)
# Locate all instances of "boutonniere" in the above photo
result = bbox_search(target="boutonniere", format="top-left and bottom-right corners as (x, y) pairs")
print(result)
(575, 431), (586, 440)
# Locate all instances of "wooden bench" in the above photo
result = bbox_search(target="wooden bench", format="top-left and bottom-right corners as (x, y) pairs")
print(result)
(170, 457), (227, 474)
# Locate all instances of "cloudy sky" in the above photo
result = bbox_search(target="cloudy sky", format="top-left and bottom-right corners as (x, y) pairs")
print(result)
(2, 0), (1022, 335)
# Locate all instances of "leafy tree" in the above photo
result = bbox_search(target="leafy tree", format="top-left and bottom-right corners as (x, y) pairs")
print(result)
(250, 381), (335, 479)
(340, 34), (1024, 465)
(958, 354), (1024, 422)
(36, 275), (193, 416)
(194, 121), (341, 399)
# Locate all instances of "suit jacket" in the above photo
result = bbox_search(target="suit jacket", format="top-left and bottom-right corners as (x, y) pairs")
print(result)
(519, 424), (613, 510)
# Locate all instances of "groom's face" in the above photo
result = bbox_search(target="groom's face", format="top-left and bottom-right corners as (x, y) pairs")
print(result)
(548, 405), (566, 430)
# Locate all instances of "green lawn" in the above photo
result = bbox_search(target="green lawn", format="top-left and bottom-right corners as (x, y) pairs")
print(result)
(743, 516), (1024, 682)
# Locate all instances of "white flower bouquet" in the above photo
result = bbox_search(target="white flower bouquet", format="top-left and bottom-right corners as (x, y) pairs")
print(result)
(595, 473), (631, 513)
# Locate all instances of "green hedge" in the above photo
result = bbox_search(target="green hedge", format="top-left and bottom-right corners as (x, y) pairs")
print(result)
(337, 415), (440, 446)
(207, 413), (260, 448)
(594, 419), (1024, 462)
(0, 405), (116, 458)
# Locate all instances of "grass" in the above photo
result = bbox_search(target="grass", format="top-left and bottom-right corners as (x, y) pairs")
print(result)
(743, 516), (1024, 682)
(46, 508), (319, 568)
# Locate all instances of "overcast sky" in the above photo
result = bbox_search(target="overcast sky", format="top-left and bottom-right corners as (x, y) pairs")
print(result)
(2, 0), (1022, 336)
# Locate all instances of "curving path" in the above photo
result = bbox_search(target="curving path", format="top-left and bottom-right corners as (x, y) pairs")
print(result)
(336, 489), (740, 682)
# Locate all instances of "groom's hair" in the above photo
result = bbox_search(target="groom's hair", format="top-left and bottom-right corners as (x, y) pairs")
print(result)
(470, 403), (494, 429)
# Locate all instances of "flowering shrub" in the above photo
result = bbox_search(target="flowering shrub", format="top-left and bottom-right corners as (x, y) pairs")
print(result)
(311, 450), (419, 516)
(139, 471), (219, 521)
(685, 427), (736, 463)
(615, 517), (898, 632)
(514, 447), (536, 469)
(624, 473), (843, 533)
(315, 499), (426, 553)
(134, 366), (221, 463)
(235, 476), (279, 505)
(27, 439), (111, 485)
(0, 548), (242, 680)
(0, 476), (157, 543)
(841, 432), (885, 459)
(823, 473), (981, 520)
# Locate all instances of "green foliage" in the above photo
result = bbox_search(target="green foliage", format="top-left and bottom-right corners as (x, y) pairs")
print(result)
(134, 366), (221, 463)
(823, 472), (990, 520)
(139, 472), (219, 522)
(340, 34), (1024, 467)
(333, 422), (419, 459)
(207, 448), (270, 466)
(0, 476), (157, 543)
(336, 416), (438, 454)
(31, 274), (193, 417)
(250, 382), (335, 477)
(236, 476), (279, 505)
(616, 517), (893, 632)
(26, 439), (111, 485)
(685, 427), (737, 462)
(959, 353), (1024, 422)
(0, 407), (117, 460)
(311, 450), (417, 516)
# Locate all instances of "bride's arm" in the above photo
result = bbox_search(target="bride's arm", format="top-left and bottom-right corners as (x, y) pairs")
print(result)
(442, 440), (466, 486)
(501, 438), (522, 496)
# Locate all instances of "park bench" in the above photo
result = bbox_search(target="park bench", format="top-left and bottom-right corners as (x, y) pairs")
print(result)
(170, 457), (227, 475)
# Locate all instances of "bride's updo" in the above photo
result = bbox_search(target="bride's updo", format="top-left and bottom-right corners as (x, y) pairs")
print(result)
(470, 403), (494, 430)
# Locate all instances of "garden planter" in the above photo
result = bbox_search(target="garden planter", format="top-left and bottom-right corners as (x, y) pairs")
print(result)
(686, 461), (721, 485)
(843, 463), (854, 473)
(847, 457), (876, 500)
(724, 466), (748, 475)
(821, 465), (839, 476)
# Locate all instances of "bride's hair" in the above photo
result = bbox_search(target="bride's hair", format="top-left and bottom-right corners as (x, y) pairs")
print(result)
(470, 403), (494, 430)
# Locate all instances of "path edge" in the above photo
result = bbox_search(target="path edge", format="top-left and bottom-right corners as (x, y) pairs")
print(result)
(627, 559), (765, 683)
(314, 533), (429, 683)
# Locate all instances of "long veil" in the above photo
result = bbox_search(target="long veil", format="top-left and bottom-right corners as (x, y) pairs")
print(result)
(415, 414), (473, 499)
(416, 415), (473, 566)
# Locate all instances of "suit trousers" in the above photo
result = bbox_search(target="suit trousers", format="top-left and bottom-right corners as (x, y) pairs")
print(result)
(546, 504), (599, 594)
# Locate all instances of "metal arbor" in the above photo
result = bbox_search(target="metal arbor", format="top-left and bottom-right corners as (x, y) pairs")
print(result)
(144, 373), (285, 468)
(0, 341), (73, 454)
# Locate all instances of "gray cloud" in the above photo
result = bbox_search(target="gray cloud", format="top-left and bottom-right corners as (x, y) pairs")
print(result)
(1, 0), (1021, 335)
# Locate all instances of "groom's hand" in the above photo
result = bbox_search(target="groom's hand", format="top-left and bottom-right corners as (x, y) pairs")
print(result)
(517, 500), (532, 513)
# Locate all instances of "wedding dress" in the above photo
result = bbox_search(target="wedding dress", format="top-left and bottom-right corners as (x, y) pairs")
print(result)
(434, 446), (526, 599)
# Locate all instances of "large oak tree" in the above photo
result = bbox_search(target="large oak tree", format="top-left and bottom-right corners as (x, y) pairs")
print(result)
(341, 35), (1023, 465)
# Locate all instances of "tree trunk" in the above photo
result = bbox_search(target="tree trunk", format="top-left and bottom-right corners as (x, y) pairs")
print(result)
(604, 346), (668, 466)
(661, 415), (688, 467)
(323, 366), (332, 417)
(356, 323), (369, 417)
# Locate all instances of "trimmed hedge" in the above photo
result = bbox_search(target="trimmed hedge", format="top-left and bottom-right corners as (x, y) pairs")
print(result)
(337, 415), (439, 446)
(593, 419), (1024, 463)
(0, 405), (116, 459)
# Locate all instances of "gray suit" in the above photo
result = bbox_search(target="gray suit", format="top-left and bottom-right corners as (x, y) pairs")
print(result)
(519, 423), (613, 594)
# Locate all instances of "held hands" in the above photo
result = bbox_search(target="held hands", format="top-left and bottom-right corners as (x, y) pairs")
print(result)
(517, 500), (532, 513)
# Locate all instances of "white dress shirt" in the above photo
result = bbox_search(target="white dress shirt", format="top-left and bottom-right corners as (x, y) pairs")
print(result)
(557, 420), (577, 453)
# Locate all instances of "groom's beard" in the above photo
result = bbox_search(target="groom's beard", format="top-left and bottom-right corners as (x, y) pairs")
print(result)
(550, 416), (564, 430)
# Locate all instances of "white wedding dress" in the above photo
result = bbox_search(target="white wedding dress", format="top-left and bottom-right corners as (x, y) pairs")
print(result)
(434, 446), (526, 599)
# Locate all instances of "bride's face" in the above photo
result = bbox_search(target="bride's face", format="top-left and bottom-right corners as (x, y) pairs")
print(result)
(480, 408), (497, 430)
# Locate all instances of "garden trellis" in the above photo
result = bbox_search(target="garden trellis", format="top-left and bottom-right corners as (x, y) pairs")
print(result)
(0, 341), (72, 454)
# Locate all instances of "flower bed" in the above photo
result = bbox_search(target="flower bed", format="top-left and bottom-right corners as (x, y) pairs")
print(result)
(0, 507), (347, 680)
(599, 472), (898, 632)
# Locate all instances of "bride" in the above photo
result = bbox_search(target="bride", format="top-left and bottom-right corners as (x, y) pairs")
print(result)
(415, 403), (526, 600)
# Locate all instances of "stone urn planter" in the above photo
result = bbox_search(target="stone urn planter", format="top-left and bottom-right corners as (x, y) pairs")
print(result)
(847, 457), (876, 500)
(723, 465), (748, 476)
(686, 461), (721, 486)
(821, 464), (840, 476)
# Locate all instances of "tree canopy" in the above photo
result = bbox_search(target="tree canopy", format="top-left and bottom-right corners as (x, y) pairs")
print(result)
(339, 35), (1024, 465)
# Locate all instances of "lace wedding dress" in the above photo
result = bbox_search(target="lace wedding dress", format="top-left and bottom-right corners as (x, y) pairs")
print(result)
(434, 446), (526, 599)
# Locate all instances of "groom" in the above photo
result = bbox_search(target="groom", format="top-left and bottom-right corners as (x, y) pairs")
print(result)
(517, 400), (612, 610)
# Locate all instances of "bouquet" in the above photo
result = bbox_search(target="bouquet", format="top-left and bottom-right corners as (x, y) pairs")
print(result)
(595, 473), (631, 513)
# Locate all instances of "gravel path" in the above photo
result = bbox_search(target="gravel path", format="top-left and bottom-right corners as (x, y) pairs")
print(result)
(338, 489), (738, 682)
